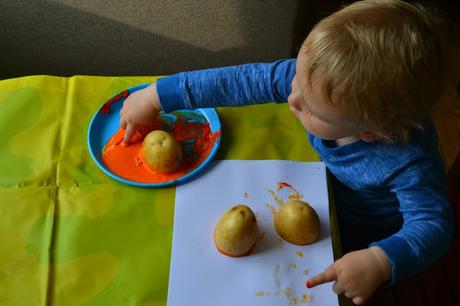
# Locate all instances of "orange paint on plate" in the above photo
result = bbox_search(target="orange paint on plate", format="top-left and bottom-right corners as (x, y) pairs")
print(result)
(102, 115), (220, 183)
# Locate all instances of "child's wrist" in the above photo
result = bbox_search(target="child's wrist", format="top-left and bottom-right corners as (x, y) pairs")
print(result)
(369, 246), (392, 282)
(148, 83), (161, 112)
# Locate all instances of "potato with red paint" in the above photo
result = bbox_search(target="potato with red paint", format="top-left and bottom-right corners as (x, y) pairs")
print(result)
(214, 205), (258, 257)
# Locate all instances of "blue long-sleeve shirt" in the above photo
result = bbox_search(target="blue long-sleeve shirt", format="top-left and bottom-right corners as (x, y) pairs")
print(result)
(156, 59), (454, 284)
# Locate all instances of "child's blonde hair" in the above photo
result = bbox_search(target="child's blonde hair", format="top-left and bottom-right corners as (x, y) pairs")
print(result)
(303, 0), (446, 142)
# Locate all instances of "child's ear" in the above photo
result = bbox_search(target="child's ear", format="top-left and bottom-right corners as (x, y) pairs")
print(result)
(359, 131), (386, 142)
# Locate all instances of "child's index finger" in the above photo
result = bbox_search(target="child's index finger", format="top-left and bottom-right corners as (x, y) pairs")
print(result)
(306, 267), (337, 288)
(123, 124), (136, 143)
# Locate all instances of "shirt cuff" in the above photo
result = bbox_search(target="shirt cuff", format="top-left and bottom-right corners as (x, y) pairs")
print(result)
(370, 235), (417, 286)
(156, 74), (187, 112)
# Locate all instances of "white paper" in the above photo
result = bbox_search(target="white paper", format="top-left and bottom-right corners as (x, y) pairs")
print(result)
(168, 160), (338, 306)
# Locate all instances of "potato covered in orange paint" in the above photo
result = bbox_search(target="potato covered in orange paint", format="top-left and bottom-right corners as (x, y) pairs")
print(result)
(141, 130), (183, 172)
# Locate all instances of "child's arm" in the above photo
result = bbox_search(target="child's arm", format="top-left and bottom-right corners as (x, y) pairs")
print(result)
(155, 60), (295, 112)
(369, 156), (455, 283)
(120, 59), (296, 141)
(307, 246), (391, 305)
(307, 135), (454, 304)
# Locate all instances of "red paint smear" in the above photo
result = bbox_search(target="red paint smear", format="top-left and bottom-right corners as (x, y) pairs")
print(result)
(171, 118), (203, 141)
(102, 118), (220, 183)
(100, 90), (129, 114)
(279, 182), (293, 189)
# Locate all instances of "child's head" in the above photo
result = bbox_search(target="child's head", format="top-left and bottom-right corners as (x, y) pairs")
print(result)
(289, 0), (446, 142)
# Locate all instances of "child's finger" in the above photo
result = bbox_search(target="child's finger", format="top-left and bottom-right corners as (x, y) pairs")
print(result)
(120, 118), (127, 130)
(123, 124), (137, 143)
(332, 280), (345, 295)
(306, 266), (337, 288)
(353, 296), (365, 305)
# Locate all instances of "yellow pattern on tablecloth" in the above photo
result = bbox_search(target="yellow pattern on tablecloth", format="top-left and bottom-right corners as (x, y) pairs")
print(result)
(0, 75), (318, 306)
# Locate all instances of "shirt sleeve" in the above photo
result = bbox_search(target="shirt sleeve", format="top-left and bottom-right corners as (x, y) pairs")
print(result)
(371, 156), (454, 285)
(155, 59), (296, 112)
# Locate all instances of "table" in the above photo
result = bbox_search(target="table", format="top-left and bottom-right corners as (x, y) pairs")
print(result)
(0, 75), (345, 306)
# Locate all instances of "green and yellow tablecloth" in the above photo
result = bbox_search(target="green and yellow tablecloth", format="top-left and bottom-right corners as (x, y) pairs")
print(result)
(0, 75), (325, 306)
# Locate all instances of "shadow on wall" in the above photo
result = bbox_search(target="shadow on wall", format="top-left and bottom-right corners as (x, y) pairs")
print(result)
(1, 0), (303, 78)
(2, 0), (458, 79)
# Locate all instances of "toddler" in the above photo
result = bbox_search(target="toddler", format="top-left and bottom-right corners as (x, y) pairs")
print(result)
(119, 0), (454, 304)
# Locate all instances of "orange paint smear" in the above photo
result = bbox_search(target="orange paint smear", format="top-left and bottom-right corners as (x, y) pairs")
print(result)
(102, 118), (220, 183)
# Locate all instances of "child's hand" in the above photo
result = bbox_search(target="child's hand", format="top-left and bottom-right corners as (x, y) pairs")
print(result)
(119, 83), (161, 143)
(307, 246), (391, 305)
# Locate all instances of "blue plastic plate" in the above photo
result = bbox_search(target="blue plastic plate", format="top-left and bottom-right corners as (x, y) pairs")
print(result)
(88, 84), (221, 187)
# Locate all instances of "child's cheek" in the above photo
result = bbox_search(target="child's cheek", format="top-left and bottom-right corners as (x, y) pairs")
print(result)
(298, 116), (333, 140)
(297, 113), (315, 134)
